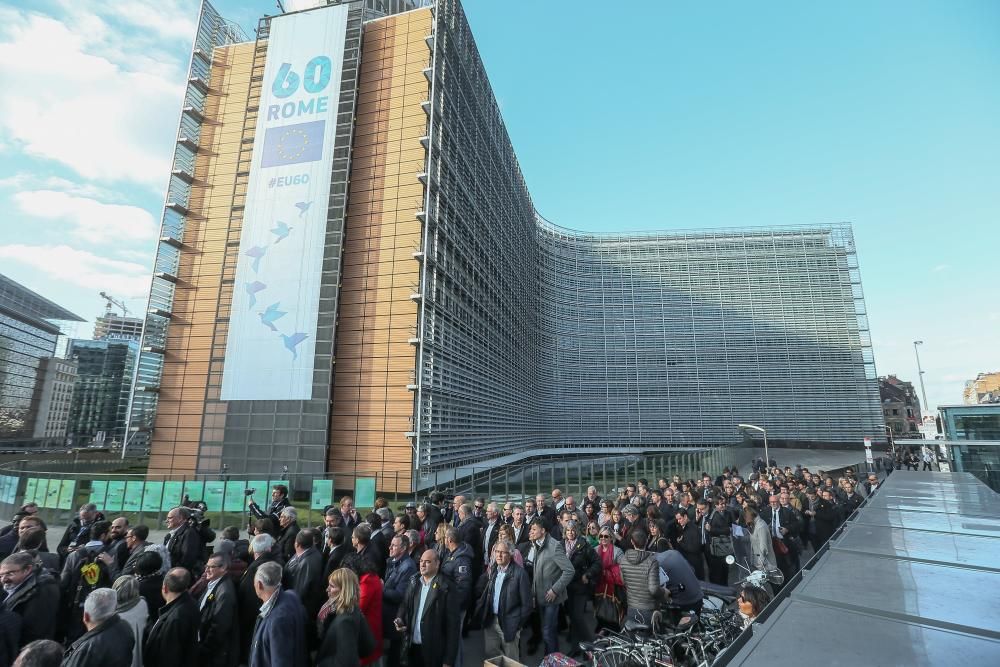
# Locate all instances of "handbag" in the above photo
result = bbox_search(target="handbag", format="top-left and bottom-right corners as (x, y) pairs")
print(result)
(710, 535), (734, 557)
(594, 586), (626, 628)
(772, 535), (789, 556)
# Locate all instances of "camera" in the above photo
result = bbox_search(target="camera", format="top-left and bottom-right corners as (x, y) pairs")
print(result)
(244, 488), (256, 497)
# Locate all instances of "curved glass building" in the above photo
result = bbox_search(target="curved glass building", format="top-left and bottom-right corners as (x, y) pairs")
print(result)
(134, 0), (883, 491)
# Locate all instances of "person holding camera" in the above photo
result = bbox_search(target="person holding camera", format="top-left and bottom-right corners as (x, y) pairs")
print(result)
(247, 485), (291, 528)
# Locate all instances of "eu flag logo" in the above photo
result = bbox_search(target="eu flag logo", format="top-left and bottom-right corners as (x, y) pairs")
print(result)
(260, 120), (325, 168)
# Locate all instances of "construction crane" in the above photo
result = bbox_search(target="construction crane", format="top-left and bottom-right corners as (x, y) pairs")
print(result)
(99, 291), (130, 317)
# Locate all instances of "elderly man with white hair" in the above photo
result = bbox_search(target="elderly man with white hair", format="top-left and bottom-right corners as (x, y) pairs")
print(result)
(61, 588), (134, 667)
(238, 534), (279, 666)
(275, 507), (300, 561)
(248, 561), (308, 667)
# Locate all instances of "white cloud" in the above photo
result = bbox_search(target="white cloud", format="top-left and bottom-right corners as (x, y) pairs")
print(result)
(0, 244), (151, 298)
(0, 10), (186, 188)
(13, 190), (158, 243)
(931, 264), (950, 273)
(0, 173), (121, 201)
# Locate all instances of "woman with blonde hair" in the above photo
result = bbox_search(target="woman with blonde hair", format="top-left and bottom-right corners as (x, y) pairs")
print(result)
(316, 568), (375, 667)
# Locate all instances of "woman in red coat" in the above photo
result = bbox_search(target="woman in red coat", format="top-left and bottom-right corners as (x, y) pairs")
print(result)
(347, 554), (383, 665)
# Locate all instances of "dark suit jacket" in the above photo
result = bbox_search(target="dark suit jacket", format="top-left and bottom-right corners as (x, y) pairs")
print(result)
(284, 547), (324, 620)
(198, 576), (239, 667)
(248, 590), (308, 667)
(396, 574), (459, 667)
(510, 522), (530, 546)
(474, 562), (531, 643)
(322, 544), (349, 581)
(143, 592), (200, 667)
(237, 554), (277, 662)
(481, 520), (502, 565)
(165, 524), (204, 576)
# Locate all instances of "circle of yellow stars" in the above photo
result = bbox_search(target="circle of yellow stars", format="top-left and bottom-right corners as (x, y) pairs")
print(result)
(276, 127), (309, 160)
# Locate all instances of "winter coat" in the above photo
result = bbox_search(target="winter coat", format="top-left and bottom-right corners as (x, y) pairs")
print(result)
(440, 542), (474, 610)
(142, 592), (200, 667)
(316, 607), (375, 667)
(62, 614), (134, 667)
(617, 549), (661, 612)
(1, 568), (59, 645)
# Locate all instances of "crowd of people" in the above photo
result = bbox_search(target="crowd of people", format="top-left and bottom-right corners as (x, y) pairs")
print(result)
(0, 460), (884, 667)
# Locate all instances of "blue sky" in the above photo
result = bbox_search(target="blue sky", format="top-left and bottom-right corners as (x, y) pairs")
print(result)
(0, 0), (996, 413)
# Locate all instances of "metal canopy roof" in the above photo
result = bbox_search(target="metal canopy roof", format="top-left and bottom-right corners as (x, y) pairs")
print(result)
(722, 471), (1000, 665)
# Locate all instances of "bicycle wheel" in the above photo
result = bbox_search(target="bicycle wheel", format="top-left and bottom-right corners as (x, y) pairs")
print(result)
(595, 646), (646, 667)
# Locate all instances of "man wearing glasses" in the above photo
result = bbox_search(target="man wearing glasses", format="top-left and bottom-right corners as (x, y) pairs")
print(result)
(198, 553), (239, 667)
(0, 551), (59, 644)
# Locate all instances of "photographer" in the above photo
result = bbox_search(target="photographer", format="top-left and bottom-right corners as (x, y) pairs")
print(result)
(246, 485), (291, 528)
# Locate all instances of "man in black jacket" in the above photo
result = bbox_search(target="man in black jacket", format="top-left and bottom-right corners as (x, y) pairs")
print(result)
(0, 552), (59, 647)
(760, 495), (801, 584)
(164, 507), (205, 578)
(670, 511), (704, 580)
(62, 589), (133, 667)
(60, 521), (113, 642)
(56, 504), (104, 566)
(282, 529), (323, 646)
(237, 534), (278, 666)
(247, 485), (292, 526)
(475, 540), (531, 663)
(395, 549), (459, 667)
(197, 553), (239, 667)
(120, 525), (151, 576)
(143, 568), (199, 667)
(383, 534), (418, 667)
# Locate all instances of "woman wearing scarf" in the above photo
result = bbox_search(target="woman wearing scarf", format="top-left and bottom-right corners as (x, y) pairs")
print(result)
(316, 568), (375, 667)
(593, 527), (625, 633)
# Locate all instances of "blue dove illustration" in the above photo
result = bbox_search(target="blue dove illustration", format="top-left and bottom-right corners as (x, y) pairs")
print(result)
(270, 221), (292, 243)
(258, 302), (287, 332)
(245, 281), (266, 309)
(294, 201), (312, 218)
(245, 245), (267, 273)
(281, 332), (309, 360)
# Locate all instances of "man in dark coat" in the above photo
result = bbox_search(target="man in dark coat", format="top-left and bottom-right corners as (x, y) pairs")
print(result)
(383, 534), (418, 667)
(56, 504), (104, 566)
(248, 561), (308, 667)
(248, 485), (292, 526)
(62, 588), (134, 667)
(670, 511), (704, 580)
(196, 553), (240, 667)
(238, 534), (279, 666)
(475, 540), (531, 662)
(395, 549), (459, 667)
(143, 568), (200, 667)
(164, 507), (205, 578)
(0, 552), (59, 646)
(275, 509), (300, 563)
(282, 530), (323, 646)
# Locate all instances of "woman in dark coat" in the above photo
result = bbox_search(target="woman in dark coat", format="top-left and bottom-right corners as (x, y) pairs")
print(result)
(563, 521), (601, 651)
(316, 568), (375, 667)
(704, 498), (733, 586)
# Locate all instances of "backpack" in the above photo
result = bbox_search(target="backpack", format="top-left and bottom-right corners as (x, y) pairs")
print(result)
(73, 549), (112, 607)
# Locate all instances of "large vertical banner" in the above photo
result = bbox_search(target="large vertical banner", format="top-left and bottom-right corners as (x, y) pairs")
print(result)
(221, 4), (349, 400)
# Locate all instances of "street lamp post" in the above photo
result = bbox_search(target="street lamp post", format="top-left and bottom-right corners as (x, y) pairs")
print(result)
(913, 341), (930, 414)
(737, 423), (768, 468)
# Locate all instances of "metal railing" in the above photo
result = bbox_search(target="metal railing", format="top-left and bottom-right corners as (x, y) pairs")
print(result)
(0, 444), (746, 531)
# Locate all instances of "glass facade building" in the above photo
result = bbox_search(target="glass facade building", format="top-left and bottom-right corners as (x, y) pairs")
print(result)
(0, 274), (83, 447)
(66, 339), (140, 447)
(133, 0), (884, 491)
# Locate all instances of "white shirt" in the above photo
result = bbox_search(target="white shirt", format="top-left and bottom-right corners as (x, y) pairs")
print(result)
(413, 576), (435, 645)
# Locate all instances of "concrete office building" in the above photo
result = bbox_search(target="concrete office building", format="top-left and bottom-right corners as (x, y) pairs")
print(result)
(31, 357), (78, 444)
(93, 314), (144, 342)
(0, 273), (84, 448)
(131, 0), (883, 490)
